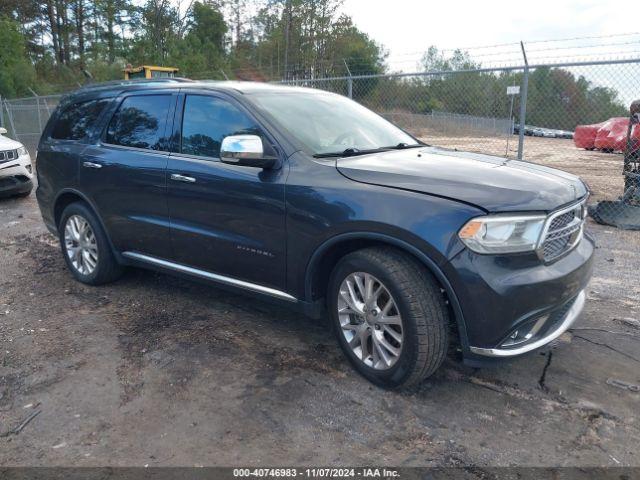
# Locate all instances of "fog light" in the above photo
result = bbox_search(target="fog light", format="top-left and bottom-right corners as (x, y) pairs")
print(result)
(502, 329), (528, 347)
(25, 164), (32, 173)
(501, 315), (549, 347)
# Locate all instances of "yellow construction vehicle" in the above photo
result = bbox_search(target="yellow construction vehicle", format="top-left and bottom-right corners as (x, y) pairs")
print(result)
(123, 65), (179, 80)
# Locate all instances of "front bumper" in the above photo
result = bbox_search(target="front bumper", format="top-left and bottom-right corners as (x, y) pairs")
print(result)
(469, 289), (585, 357)
(0, 153), (34, 197)
(0, 175), (33, 196)
(446, 232), (594, 360)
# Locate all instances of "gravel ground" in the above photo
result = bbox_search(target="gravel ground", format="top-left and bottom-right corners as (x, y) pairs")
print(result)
(1, 151), (640, 467)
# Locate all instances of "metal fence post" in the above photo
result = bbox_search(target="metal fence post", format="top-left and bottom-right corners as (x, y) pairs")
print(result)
(517, 41), (529, 161)
(0, 95), (3, 129)
(42, 96), (51, 117)
(28, 88), (43, 133)
(344, 59), (353, 99)
(4, 100), (18, 140)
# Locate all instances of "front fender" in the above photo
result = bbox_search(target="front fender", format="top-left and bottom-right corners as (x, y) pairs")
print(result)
(284, 151), (484, 299)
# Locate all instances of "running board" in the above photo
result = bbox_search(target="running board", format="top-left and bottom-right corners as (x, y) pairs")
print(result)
(122, 251), (297, 302)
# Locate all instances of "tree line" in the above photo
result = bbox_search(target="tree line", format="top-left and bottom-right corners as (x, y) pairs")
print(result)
(0, 2), (629, 130)
(0, 0), (385, 97)
(358, 47), (628, 131)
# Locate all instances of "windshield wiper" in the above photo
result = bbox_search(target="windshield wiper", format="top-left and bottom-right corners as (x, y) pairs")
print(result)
(313, 143), (424, 158)
(384, 142), (424, 150)
(314, 147), (387, 158)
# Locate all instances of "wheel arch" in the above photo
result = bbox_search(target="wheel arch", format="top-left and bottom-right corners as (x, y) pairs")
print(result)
(304, 232), (470, 350)
(53, 188), (120, 260)
(54, 189), (92, 229)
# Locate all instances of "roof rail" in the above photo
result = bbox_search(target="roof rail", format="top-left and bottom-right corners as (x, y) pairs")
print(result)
(73, 77), (194, 93)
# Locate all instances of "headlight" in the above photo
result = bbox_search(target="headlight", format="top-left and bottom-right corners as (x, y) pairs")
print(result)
(458, 214), (546, 254)
(18, 146), (28, 156)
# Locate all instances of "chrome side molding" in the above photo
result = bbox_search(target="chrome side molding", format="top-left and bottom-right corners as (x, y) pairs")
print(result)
(469, 289), (586, 357)
(82, 161), (103, 169)
(122, 251), (297, 302)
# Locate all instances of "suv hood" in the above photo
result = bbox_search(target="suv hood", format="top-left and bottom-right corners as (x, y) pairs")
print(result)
(336, 146), (587, 212)
(0, 134), (23, 150)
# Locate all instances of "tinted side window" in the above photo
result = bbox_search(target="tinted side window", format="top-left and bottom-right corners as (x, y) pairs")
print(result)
(51, 99), (110, 140)
(181, 95), (260, 159)
(106, 95), (172, 150)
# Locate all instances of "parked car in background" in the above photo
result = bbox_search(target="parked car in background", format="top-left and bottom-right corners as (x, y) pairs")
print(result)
(558, 130), (574, 140)
(35, 80), (593, 389)
(574, 117), (638, 152)
(594, 117), (630, 152)
(0, 128), (33, 198)
(574, 122), (604, 149)
(513, 125), (572, 139)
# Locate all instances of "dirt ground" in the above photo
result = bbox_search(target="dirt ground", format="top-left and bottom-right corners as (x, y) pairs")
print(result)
(1, 142), (640, 467)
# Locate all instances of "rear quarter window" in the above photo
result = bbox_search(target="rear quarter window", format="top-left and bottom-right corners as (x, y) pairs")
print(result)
(50, 99), (110, 140)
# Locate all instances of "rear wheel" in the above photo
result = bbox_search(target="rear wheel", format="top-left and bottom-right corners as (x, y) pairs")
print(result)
(58, 202), (123, 285)
(328, 247), (450, 389)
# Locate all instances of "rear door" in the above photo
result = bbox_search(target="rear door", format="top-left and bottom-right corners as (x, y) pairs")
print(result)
(80, 91), (177, 258)
(37, 97), (112, 214)
(166, 92), (287, 290)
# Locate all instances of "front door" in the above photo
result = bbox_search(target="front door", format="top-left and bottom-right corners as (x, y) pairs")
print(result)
(166, 93), (287, 291)
(80, 92), (176, 258)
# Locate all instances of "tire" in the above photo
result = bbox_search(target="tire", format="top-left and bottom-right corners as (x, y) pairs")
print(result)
(328, 247), (449, 389)
(58, 202), (123, 285)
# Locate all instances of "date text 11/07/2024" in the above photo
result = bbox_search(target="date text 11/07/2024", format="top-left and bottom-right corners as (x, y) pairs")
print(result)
(232, 468), (400, 478)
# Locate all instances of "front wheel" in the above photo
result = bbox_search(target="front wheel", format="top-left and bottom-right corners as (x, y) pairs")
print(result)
(328, 247), (450, 389)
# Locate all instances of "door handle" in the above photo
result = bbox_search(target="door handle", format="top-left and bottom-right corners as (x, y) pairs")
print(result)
(82, 161), (102, 169)
(170, 173), (196, 183)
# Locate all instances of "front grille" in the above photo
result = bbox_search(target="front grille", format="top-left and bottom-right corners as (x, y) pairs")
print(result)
(540, 201), (586, 262)
(0, 149), (18, 163)
(549, 210), (575, 230)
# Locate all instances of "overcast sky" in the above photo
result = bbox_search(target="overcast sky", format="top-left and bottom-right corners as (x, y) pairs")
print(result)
(340, 0), (640, 71)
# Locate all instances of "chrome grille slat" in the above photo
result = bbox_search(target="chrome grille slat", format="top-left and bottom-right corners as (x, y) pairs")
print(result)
(0, 149), (18, 164)
(549, 211), (575, 230)
(539, 200), (586, 262)
(545, 222), (582, 239)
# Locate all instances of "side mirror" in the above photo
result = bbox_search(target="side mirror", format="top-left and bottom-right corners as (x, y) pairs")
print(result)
(220, 135), (277, 169)
(0, 128), (7, 135)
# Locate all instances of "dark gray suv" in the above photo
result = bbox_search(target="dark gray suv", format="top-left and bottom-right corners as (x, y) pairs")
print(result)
(36, 79), (594, 388)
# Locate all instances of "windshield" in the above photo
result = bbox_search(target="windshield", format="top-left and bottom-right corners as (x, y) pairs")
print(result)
(249, 91), (419, 156)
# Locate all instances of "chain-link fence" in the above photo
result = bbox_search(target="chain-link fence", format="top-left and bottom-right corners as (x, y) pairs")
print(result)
(1, 95), (61, 155)
(2, 57), (639, 229)
(280, 58), (640, 229)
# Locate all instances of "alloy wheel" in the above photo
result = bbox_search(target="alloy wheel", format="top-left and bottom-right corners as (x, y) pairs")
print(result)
(64, 214), (99, 276)
(337, 272), (403, 370)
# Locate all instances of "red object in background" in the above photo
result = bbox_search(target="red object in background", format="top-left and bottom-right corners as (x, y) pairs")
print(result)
(630, 123), (640, 153)
(574, 122), (604, 149)
(594, 117), (629, 151)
